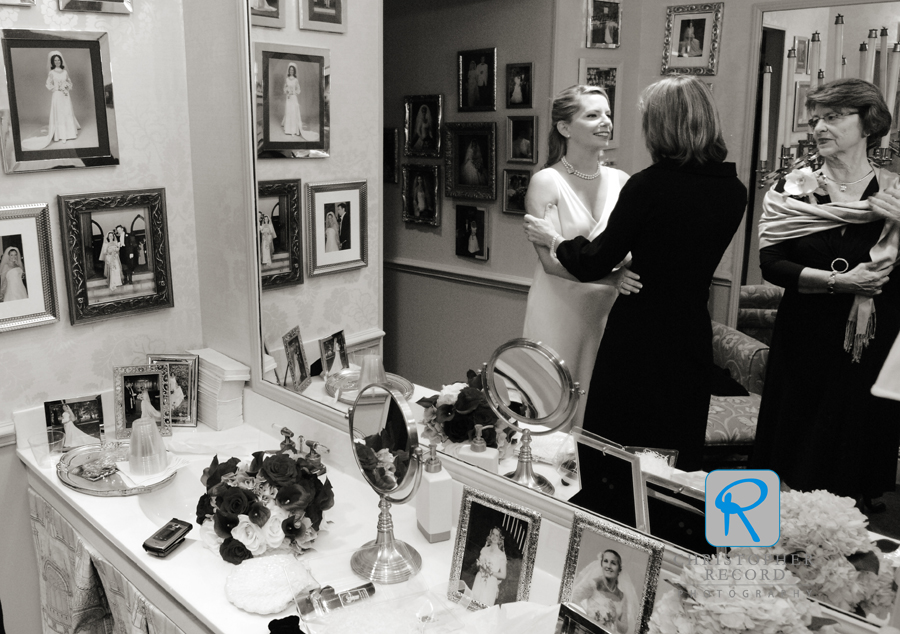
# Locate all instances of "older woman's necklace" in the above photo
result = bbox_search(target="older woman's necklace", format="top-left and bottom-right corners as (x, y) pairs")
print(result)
(823, 167), (874, 192)
(562, 156), (603, 180)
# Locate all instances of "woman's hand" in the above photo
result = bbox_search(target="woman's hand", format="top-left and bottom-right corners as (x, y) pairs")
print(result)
(868, 189), (900, 224)
(523, 210), (559, 249)
(837, 261), (893, 296)
(612, 267), (642, 295)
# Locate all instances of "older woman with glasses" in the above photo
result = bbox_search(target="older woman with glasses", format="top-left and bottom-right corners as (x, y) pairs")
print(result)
(752, 78), (900, 512)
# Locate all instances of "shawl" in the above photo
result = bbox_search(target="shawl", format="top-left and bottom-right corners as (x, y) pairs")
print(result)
(758, 166), (900, 362)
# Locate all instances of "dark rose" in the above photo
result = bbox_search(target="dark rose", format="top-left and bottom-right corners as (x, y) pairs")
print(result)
(202, 456), (241, 489)
(207, 481), (230, 499)
(305, 503), (324, 531)
(455, 387), (485, 414)
(247, 501), (271, 528)
(216, 487), (257, 518)
(195, 493), (214, 525)
(355, 444), (379, 471)
(214, 511), (240, 539)
(219, 537), (253, 565)
(314, 477), (335, 512)
(268, 615), (302, 634)
(282, 514), (309, 540)
(276, 482), (313, 512)
(393, 451), (410, 483)
(247, 451), (267, 477)
(261, 453), (298, 487)
(466, 369), (484, 390)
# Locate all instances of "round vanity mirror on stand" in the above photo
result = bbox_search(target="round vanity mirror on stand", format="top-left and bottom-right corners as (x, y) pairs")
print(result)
(481, 338), (582, 497)
(348, 383), (424, 584)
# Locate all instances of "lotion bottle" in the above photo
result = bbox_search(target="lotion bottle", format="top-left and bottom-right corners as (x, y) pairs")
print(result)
(416, 445), (453, 543)
(458, 424), (499, 474)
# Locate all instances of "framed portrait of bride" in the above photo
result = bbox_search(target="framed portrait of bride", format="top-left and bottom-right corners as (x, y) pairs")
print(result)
(113, 364), (172, 439)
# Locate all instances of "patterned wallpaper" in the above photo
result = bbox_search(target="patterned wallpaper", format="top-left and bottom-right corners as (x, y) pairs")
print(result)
(0, 0), (203, 421)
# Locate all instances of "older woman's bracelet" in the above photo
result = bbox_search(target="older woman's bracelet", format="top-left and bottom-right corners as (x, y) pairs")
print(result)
(550, 234), (563, 258)
(827, 272), (837, 294)
(829, 258), (849, 294)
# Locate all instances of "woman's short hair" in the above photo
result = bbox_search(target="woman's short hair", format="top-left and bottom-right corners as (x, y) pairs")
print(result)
(545, 84), (610, 168)
(805, 78), (891, 149)
(640, 75), (727, 164)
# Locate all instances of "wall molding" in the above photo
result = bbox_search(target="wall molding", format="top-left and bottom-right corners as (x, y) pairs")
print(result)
(0, 421), (14, 449)
(385, 257), (532, 294)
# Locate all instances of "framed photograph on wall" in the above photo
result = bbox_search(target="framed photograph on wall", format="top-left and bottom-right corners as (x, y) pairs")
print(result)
(250, 0), (285, 29)
(402, 164), (440, 226)
(507, 115), (537, 164)
(578, 60), (622, 149)
(283, 326), (312, 392)
(57, 188), (174, 326)
(458, 47), (496, 112)
(113, 364), (171, 439)
(59, 0), (132, 14)
(506, 62), (533, 109)
(794, 35), (809, 74)
(448, 487), (541, 609)
(445, 122), (496, 200)
(257, 179), (303, 290)
(660, 3), (724, 76)
(404, 94), (442, 158)
(299, 0), (346, 34)
(254, 43), (330, 159)
(306, 180), (368, 277)
(148, 353), (199, 428)
(793, 81), (810, 132)
(384, 127), (399, 184)
(586, 0), (621, 49)
(456, 205), (488, 262)
(0, 203), (58, 333)
(558, 512), (664, 634)
(503, 169), (531, 214)
(0, 29), (120, 174)
(44, 394), (104, 450)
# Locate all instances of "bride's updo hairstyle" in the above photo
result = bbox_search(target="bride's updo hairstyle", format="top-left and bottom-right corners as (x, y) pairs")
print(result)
(545, 84), (610, 168)
(639, 75), (726, 165)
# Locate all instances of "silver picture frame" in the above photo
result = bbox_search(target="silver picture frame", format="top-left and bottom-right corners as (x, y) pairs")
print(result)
(148, 353), (199, 428)
(404, 94), (442, 159)
(113, 364), (172, 439)
(401, 163), (440, 226)
(660, 2), (724, 76)
(283, 326), (312, 392)
(444, 122), (496, 201)
(59, 0), (133, 14)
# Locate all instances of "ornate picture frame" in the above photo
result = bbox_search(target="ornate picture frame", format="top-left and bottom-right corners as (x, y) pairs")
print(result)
(148, 353), (199, 428)
(299, 0), (346, 34)
(448, 487), (541, 609)
(558, 512), (664, 634)
(458, 47), (496, 112)
(283, 326), (312, 393)
(444, 122), (496, 200)
(506, 115), (537, 165)
(660, 3), (724, 76)
(59, 0), (132, 14)
(502, 169), (531, 214)
(250, 0), (285, 29)
(257, 179), (303, 290)
(402, 164), (440, 226)
(506, 62), (533, 109)
(113, 364), (172, 439)
(57, 188), (174, 326)
(586, 0), (621, 49)
(455, 204), (489, 262)
(404, 94), (442, 158)
(305, 180), (368, 277)
(384, 127), (399, 184)
(578, 60), (622, 149)
(0, 203), (58, 333)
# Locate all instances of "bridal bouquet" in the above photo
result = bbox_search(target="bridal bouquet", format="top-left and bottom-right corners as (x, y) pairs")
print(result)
(195, 451), (334, 565)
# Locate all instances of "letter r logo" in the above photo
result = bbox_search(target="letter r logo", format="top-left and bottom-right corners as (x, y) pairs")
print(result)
(705, 470), (780, 547)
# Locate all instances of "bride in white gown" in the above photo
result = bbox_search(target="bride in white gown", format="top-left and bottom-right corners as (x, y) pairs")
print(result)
(0, 246), (28, 302)
(521, 85), (641, 428)
(470, 527), (507, 606)
(60, 403), (96, 449)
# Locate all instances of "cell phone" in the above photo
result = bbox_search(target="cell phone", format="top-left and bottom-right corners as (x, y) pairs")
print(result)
(143, 518), (192, 557)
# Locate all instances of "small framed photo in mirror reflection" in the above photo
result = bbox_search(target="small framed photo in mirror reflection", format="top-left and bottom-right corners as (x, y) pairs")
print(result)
(283, 326), (312, 393)
(455, 204), (488, 261)
(250, 0), (285, 29)
(257, 179), (303, 290)
(306, 180), (368, 277)
(299, 0), (346, 34)
(402, 164), (440, 226)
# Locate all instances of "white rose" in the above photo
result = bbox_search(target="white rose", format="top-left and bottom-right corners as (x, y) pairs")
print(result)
(232, 514), (267, 556)
(436, 382), (467, 408)
(262, 506), (289, 549)
(198, 519), (224, 552)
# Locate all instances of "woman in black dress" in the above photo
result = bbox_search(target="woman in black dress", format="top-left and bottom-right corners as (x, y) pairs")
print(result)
(523, 76), (746, 482)
(752, 79), (900, 511)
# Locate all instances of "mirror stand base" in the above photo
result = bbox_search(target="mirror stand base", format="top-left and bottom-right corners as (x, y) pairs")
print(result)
(504, 430), (555, 496)
(350, 538), (422, 585)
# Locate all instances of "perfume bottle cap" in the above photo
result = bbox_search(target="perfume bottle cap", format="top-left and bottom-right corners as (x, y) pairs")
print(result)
(470, 425), (487, 452)
(425, 444), (443, 473)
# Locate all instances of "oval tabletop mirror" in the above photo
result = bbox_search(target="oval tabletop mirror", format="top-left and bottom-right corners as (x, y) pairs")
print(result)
(348, 383), (423, 584)
(482, 338), (581, 496)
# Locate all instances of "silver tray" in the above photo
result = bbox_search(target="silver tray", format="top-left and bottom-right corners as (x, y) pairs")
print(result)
(324, 368), (415, 404)
(56, 442), (177, 497)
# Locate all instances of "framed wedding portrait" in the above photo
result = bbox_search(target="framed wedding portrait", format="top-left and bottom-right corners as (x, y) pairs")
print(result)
(456, 205), (489, 262)
(445, 122), (496, 200)
(449, 487), (540, 610)
(0, 29), (120, 174)
(44, 394), (104, 450)
(318, 330), (349, 377)
(503, 169), (531, 214)
(0, 203), (58, 333)
(660, 3), (724, 76)
(404, 94), (442, 158)
(257, 179), (303, 290)
(283, 326), (312, 392)
(558, 513), (664, 634)
(402, 164), (440, 226)
(794, 35), (809, 74)
(306, 180), (368, 277)
(113, 364), (172, 439)
(507, 116), (537, 165)
(506, 62), (533, 109)
(148, 353), (199, 428)
(250, 0), (285, 29)
(578, 60), (622, 149)
(299, 0), (346, 34)
(587, 0), (621, 49)
(793, 81), (810, 133)
(255, 43), (330, 159)
(458, 47), (496, 112)
(58, 0), (133, 14)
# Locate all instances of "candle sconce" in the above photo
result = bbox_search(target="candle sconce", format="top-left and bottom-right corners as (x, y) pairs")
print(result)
(780, 146), (795, 170)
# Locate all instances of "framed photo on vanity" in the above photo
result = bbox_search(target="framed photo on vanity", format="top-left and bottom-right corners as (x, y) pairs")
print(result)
(507, 116), (537, 164)
(305, 180), (368, 277)
(404, 94), (442, 158)
(58, 0), (132, 14)
(299, 0), (346, 34)
(0, 203), (58, 333)
(402, 164), (440, 226)
(113, 364), (172, 439)
(318, 330), (349, 377)
(502, 169), (531, 214)
(448, 487), (541, 610)
(458, 47), (496, 112)
(283, 326), (312, 393)
(587, 0), (621, 49)
(250, 0), (285, 29)
(558, 513), (664, 634)
(57, 188), (174, 326)
(257, 179), (303, 290)
(578, 60), (622, 149)
(148, 353), (199, 428)
(254, 43), (330, 159)
(444, 122), (496, 200)
(0, 29), (120, 174)
(44, 394), (104, 450)
(660, 3), (724, 76)
(455, 205), (488, 261)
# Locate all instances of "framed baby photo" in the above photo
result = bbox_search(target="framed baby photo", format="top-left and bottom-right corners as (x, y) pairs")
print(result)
(0, 29), (120, 174)
(458, 47), (496, 112)
(0, 203), (58, 333)
(445, 122), (496, 200)
(578, 60), (622, 149)
(318, 330), (349, 377)
(384, 127), (399, 184)
(660, 3), (724, 76)
(258, 179), (303, 290)
(455, 205), (489, 262)
(402, 164), (440, 226)
(449, 487), (541, 610)
(59, 0), (133, 14)
(148, 353), (199, 428)
(283, 326), (312, 392)
(793, 81), (810, 133)
(505, 62), (533, 109)
(254, 43), (330, 159)
(57, 188), (174, 326)
(506, 116), (537, 165)
(306, 180), (368, 277)
(113, 364), (172, 439)
(558, 513), (664, 634)
(586, 0), (621, 49)
(404, 94), (442, 158)
(44, 394), (104, 450)
(502, 169), (531, 214)
(250, 0), (285, 29)
(299, 0), (346, 34)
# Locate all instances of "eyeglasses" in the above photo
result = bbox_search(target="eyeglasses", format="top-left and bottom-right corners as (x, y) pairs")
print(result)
(807, 110), (859, 129)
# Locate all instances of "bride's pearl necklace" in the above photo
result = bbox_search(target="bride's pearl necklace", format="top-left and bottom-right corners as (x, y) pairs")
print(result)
(562, 156), (603, 180)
